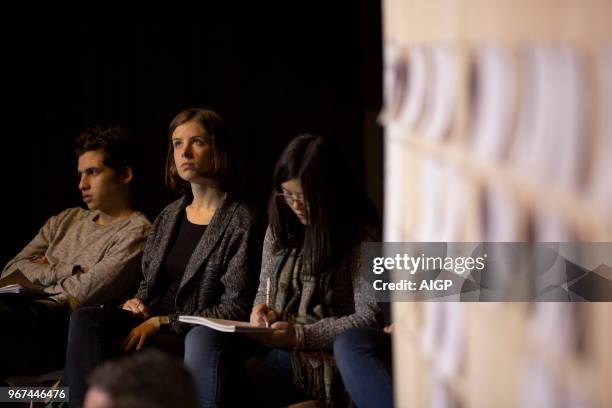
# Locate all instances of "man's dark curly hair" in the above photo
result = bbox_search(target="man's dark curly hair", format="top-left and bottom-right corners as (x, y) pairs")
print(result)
(75, 125), (138, 174)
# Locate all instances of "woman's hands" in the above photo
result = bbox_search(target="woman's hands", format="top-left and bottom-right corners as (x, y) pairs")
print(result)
(250, 303), (278, 327)
(121, 298), (150, 320)
(248, 304), (296, 348)
(119, 298), (157, 351)
(120, 317), (162, 351)
(248, 321), (297, 348)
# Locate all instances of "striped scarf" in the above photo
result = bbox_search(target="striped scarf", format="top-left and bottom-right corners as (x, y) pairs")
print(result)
(273, 249), (347, 407)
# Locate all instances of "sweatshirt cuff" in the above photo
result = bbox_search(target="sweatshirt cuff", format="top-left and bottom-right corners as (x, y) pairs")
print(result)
(52, 261), (80, 281)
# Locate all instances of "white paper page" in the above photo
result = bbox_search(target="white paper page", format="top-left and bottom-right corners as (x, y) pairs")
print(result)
(521, 359), (562, 408)
(589, 48), (612, 210)
(419, 46), (457, 142)
(397, 47), (428, 132)
(434, 303), (466, 380)
(414, 157), (448, 242)
(471, 47), (517, 163)
(485, 184), (522, 241)
(419, 302), (445, 359)
(381, 42), (408, 124)
(439, 164), (466, 241)
(530, 47), (584, 190)
(509, 47), (544, 180)
(384, 126), (409, 241)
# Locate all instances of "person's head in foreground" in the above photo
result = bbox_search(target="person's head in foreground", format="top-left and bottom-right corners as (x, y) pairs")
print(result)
(84, 349), (198, 408)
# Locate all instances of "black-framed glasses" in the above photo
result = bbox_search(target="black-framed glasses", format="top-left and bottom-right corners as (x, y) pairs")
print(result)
(276, 192), (306, 207)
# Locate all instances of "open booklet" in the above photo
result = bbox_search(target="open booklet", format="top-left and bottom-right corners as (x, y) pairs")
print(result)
(178, 316), (275, 333)
(0, 270), (51, 299)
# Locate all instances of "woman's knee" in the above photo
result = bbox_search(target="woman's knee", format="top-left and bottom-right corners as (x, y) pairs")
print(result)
(333, 328), (374, 363)
(334, 328), (360, 350)
(184, 326), (225, 352)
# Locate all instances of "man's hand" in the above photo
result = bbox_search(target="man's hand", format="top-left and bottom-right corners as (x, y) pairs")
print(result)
(31, 256), (48, 265)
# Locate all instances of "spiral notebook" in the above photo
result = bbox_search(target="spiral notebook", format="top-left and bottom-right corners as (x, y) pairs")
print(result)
(178, 316), (275, 333)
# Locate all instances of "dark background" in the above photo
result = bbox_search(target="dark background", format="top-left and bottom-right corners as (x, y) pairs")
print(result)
(1, 2), (383, 267)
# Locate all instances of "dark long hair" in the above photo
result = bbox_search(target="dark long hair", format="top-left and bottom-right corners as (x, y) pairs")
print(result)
(268, 134), (379, 275)
(75, 125), (138, 174)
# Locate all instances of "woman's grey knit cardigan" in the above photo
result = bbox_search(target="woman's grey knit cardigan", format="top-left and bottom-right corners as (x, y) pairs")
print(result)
(135, 194), (263, 334)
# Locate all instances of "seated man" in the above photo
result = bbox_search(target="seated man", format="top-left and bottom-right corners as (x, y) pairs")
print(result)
(0, 125), (151, 377)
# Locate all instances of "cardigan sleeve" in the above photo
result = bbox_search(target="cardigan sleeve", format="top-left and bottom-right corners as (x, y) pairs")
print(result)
(298, 242), (380, 350)
(253, 227), (380, 350)
(253, 226), (277, 306)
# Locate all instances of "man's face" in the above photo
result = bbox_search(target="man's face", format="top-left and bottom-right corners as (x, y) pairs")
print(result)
(77, 149), (126, 214)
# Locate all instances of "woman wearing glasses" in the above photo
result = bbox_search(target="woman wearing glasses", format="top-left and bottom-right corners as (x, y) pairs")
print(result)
(185, 134), (380, 407)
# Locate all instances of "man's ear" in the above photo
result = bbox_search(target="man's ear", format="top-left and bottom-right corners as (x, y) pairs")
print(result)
(119, 166), (134, 184)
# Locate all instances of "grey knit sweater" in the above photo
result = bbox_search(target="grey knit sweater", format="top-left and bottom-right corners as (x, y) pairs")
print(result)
(1, 208), (151, 309)
(135, 194), (263, 335)
(253, 227), (380, 350)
